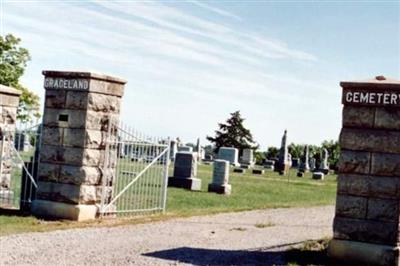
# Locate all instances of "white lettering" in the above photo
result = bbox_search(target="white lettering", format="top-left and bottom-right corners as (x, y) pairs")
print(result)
(377, 93), (383, 103)
(346, 92), (353, 102)
(353, 92), (360, 103)
(43, 77), (89, 90)
(369, 93), (376, 104)
(391, 94), (398, 104)
(384, 94), (390, 104)
(360, 93), (369, 103)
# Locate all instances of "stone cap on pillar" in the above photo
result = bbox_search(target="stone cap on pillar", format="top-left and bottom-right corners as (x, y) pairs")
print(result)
(341, 76), (400, 107)
(0, 84), (22, 96)
(341, 76), (400, 89)
(42, 70), (127, 97)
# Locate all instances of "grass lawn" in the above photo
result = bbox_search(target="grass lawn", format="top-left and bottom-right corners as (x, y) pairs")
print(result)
(0, 164), (337, 236)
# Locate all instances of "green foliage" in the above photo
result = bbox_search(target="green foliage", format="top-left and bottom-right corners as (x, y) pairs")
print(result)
(254, 151), (266, 164)
(207, 111), (258, 153)
(0, 34), (40, 122)
(266, 146), (279, 159)
(288, 143), (304, 158)
(321, 140), (340, 170)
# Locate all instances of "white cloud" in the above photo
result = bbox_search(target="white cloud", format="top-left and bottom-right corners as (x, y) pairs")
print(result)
(186, 0), (242, 21)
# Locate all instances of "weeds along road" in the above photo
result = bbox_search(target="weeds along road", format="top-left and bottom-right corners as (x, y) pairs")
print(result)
(0, 206), (334, 266)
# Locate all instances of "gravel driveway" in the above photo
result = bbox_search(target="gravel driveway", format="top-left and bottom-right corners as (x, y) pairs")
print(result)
(0, 206), (334, 266)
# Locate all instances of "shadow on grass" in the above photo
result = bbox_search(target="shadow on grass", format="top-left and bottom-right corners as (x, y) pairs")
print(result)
(0, 208), (30, 217)
(143, 239), (358, 266)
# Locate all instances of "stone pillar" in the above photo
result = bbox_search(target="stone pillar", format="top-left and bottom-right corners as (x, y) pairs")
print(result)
(298, 145), (310, 173)
(319, 148), (329, 174)
(276, 130), (290, 175)
(208, 159), (231, 195)
(31, 71), (126, 221)
(168, 152), (201, 191)
(170, 140), (177, 161)
(0, 85), (21, 203)
(328, 76), (400, 265)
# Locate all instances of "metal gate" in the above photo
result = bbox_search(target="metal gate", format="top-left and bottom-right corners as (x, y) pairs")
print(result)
(0, 124), (41, 211)
(99, 122), (170, 217)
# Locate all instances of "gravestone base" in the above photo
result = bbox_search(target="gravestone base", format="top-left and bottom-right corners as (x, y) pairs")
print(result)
(240, 164), (251, 169)
(0, 190), (14, 204)
(208, 183), (231, 195)
(31, 200), (98, 221)
(297, 172), (304, 177)
(328, 239), (400, 266)
(263, 165), (274, 171)
(233, 168), (245, 173)
(276, 164), (290, 175)
(168, 177), (202, 191)
(252, 169), (264, 175)
(312, 172), (325, 180)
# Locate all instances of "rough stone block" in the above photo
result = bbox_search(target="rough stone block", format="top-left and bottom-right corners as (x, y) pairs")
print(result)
(41, 127), (62, 146)
(65, 91), (88, 110)
(367, 198), (399, 222)
(338, 150), (370, 175)
(2, 106), (17, 124)
(59, 165), (101, 185)
(89, 79), (125, 97)
(375, 107), (400, 131)
(337, 174), (370, 197)
(45, 90), (66, 108)
(333, 216), (398, 245)
(340, 128), (400, 154)
(43, 108), (86, 128)
(62, 129), (105, 149)
(370, 177), (400, 199)
(88, 93), (121, 113)
(31, 200), (98, 221)
(342, 105), (375, 128)
(36, 181), (98, 204)
(1, 94), (20, 107)
(40, 145), (103, 166)
(371, 152), (400, 177)
(37, 163), (60, 182)
(335, 194), (367, 219)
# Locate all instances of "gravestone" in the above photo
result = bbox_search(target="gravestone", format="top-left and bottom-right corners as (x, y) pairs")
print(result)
(168, 152), (201, 191)
(178, 146), (193, 152)
(31, 71), (126, 221)
(319, 148), (329, 174)
(263, 160), (275, 170)
(309, 157), (316, 171)
(328, 76), (400, 266)
(208, 159), (231, 195)
(241, 148), (254, 166)
(0, 85), (21, 203)
(276, 130), (290, 175)
(170, 140), (177, 161)
(312, 172), (324, 180)
(252, 169), (264, 175)
(233, 168), (245, 173)
(298, 145), (310, 173)
(218, 147), (239, 166)
(291, 158), (300, 168)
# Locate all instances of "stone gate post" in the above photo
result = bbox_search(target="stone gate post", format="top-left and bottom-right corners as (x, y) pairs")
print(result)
(32, 71), (126, 221)
(0, 85), (21, 203)
(328, 76), (400, 265)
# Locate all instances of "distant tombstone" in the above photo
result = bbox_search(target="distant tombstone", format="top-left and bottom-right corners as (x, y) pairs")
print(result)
(208, 160), (231, 195)
(218, 147), (239, 166)
(204, 154), (213, 161)
(298, 145), (310, 173)
(168, 152), (201, 191)
(312, 172), (324, 180)
(276, 130), (290, 175)
(195, 138), (201, 152)
(309, 157), (316, 171)
(170, 140), (177, 161)
(319, 148), (329, 174)
(291, 158), (300, 168)
(233, 168), (245, 173)
(252, 169), (264, 175)
(241, 148), (254, 166)
(263, 160), (275, 170)
(178, 146), (193, 152)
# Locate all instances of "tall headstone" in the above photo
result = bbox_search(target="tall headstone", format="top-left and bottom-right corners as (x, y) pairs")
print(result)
(276, 130), (290, 175)
(208, 159), (231, 195)
(168, 152), (201, 191)
(170, 140), (177, 161)
(178, 146), (193, 152)
(328, 76), (400, 265)
(31, 71), (126, 221)
(309, 157), (316, 171)
(195, 138), (200, 152)
(298, 145), (310, 173)
(0, 85), (21, 203)
(319, 148), (329, 174)
(241, 148), (254, 166)
(218, 147), (239, 166)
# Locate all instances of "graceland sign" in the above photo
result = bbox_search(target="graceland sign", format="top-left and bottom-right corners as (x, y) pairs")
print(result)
(44, 77), (90, 90)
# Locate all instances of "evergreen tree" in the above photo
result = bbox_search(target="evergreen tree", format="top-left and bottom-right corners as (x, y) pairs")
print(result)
(207, 111), (258, 153)
(0, 34), (40, 122)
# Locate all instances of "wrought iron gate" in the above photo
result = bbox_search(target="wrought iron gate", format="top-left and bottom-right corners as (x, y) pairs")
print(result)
(99, 122), (170, 217)
(0, 124), (41, 211)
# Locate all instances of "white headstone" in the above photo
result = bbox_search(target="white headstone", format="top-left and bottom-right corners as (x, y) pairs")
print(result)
(218, 147), (239, 166)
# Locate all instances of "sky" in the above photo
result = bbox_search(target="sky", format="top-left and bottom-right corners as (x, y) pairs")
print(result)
(1, 0), (399, 149)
